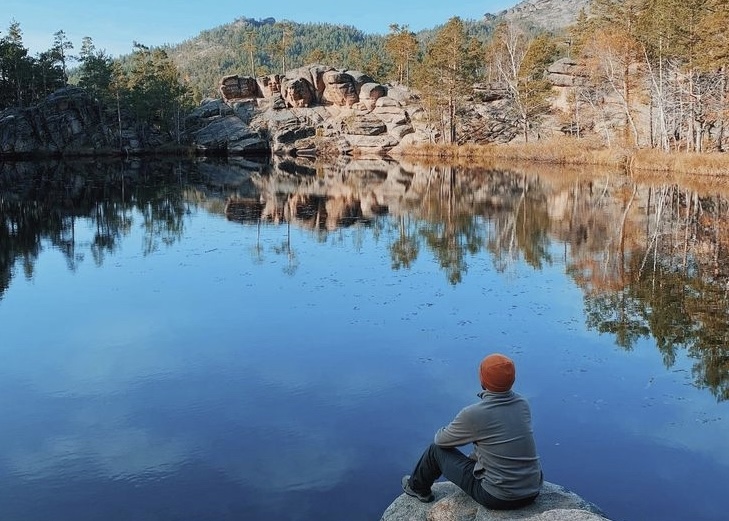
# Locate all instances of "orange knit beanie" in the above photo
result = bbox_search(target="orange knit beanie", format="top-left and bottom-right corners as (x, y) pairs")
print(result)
(479, 354), (516, 392)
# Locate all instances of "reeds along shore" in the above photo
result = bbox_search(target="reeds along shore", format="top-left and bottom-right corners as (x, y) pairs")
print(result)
(396, 138), (729, 177)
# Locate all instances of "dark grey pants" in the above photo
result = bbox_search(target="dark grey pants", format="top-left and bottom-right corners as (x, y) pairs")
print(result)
(408, 443), (539, 510)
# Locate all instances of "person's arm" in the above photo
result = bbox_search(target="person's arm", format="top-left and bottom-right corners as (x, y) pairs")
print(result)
(433, 408), (475, 447)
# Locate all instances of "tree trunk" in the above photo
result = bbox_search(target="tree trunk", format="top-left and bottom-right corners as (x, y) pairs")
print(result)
(719, 66), (727, 152)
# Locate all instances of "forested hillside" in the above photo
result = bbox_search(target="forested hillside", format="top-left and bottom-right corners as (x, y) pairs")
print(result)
(164, 16), (497, 99)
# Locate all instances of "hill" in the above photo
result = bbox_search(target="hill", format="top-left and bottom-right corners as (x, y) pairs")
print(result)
(492, 0), (590, 31)
(165, 0), (590, 99)
(165, 16), (504, 100)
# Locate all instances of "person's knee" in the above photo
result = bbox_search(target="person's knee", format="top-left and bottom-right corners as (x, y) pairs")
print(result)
(427, 443), (445, 458)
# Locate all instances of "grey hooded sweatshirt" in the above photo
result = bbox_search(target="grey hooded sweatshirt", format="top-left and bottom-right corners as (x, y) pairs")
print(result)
(434, 389), (543, 501)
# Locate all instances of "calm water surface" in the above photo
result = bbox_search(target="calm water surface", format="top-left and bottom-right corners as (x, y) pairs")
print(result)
(1, 159), (727, 521)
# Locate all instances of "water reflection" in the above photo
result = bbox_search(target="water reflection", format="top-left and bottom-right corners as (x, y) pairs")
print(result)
(1, 157), (728, 407)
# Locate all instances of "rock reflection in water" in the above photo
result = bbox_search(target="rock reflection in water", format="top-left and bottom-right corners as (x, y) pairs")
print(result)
(1, 157), (728, 401)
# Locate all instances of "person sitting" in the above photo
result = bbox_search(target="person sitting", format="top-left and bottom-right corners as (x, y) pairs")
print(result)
(402, 353), (543, 509)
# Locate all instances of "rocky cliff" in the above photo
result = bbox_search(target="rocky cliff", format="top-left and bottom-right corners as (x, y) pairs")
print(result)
(0, 87), (170, 157)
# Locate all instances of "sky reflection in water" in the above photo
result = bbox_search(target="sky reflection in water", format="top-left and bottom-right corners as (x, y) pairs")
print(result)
(0, 160), (727, 521)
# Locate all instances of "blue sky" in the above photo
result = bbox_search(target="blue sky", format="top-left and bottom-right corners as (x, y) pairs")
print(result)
(3, 0), (518, 58)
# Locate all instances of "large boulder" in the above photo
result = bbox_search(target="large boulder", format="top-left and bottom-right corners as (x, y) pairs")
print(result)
(219, 75), (262, 102)
(359, 82), (388, 110)
(192, 115), (268, 153)
(308, 64), (335, 103)
(547, 58), (589, 87)
(282, 76), (317, 108)
(345, 69), (376, 94)
(257, 74), (282, 98)
(322, 71), (359, 107)
(380, 481), (611, 521)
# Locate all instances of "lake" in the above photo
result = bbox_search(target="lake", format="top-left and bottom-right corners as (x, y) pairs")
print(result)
(1, 157), (727, 521)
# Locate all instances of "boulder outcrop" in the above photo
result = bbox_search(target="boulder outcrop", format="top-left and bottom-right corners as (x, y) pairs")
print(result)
(546, 58), (589, 87)
(200, 64), (419, 157)
(381, 481), (612, 521)
(0, 86), (161, 156)
(219, 74), (262, 101)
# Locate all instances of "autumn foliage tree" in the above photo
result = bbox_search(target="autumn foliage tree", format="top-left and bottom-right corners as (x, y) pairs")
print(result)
(486, 23), (557, 142)
(572, 0), (729, 151)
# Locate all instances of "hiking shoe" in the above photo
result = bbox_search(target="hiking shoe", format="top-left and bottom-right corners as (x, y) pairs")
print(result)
(401, 475), (435, 503)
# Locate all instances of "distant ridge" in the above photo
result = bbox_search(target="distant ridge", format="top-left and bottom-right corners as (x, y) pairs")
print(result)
(488, 0), (590, 31)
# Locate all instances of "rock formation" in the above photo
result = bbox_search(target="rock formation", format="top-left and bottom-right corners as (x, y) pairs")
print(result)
(188, 64), (422, 157)
(495, 0), (591, 32)
(219, 74), (262, 101)
(381, 481), (612, 521)
(546, 58), (589, 87)
(0, 87), (169, 157)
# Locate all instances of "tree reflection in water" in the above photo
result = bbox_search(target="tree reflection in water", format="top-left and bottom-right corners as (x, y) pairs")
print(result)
(1, 158), (727, 400)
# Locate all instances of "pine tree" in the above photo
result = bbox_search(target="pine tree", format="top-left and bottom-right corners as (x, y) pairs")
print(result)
(78, 37), (114, 102)
(385, 24), (419, 85)
(414, 17), (479, 143)
(51, 29), (73, 85)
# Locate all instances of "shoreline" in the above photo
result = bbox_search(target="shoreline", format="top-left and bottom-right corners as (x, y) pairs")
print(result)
(393, 139), (729, 177)
(3, 139), (728, 179)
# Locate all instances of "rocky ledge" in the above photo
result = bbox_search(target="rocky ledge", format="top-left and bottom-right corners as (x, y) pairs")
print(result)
(381, 481), (612, 521)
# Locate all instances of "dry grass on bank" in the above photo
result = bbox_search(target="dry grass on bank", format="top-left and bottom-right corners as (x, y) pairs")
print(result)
(397, 138), (729, 177)
(630, 149), (729, 176)
(398, 138), (628, 167)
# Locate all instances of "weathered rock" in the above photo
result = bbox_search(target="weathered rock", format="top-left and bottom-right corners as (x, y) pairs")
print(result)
(0, 86), (139, 156)
(376, 96), (401, 108)
(343, 134), (399, 156)
(230, 100), (258, 123)
(547, 58), (589, 87)
(192, 115), (268, 153)
(380, 481), (611, 521)
(343, 115), (387, 136)
(311, 64), (334, 101)
(499, 0), (591, 32)
(345, 69), (376, 93)
(389, 124), (415, 140)
(282, 76), (317, 108)
(189, 98), (231, 119)
(384, 83), (420, 105)
(322, 71), (359, 107)
(374, 106), (409, 126)
(359, 82), (388, 110)
(474, 82), (509, 102)
(219, 75), (262, 102)
(257, 74), (282, 97)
